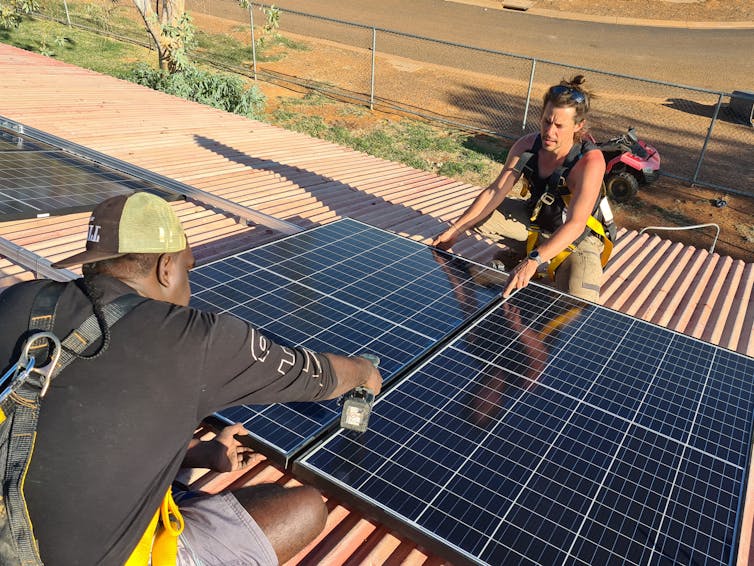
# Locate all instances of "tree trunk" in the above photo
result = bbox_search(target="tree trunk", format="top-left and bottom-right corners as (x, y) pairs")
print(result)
(132, 0), (187, 73)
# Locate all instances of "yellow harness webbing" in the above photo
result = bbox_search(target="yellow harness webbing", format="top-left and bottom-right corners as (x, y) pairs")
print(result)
(526, 193), (614, 281)
(125, 488), (184, 566)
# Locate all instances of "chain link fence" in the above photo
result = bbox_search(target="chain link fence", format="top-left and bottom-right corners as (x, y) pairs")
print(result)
(36, 0), (754, 196)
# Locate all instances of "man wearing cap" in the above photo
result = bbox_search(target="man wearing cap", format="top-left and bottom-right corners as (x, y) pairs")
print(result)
(0, 191), (382, 565)
(432, 75), (610, 302)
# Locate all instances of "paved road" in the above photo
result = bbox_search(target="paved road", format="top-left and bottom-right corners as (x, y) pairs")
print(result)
(212, 0), (753, 93)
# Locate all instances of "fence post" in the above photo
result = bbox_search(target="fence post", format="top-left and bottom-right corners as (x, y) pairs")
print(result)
(692, 92), (724, 184)
(249, 4), (258, 81)
(62, 0), (71, 26)
(522, 58), (536, 131)
(370, 27), (376, 111)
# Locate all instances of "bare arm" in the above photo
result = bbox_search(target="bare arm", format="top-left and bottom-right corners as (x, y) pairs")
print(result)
(432, 133), (537, 251)
(322, 353), (383, 398)
(503, 148), (605, 297)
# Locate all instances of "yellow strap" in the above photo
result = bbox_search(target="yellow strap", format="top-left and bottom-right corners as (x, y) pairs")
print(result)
(547, 247), (574, 280)
(585, 214), (614, 269)
(525, 230), (539, 255)
(125, 508), (160, 566)
(527, 191), (615, 280)
(125, 488), (184, 566)
(561, 192), (614, 269)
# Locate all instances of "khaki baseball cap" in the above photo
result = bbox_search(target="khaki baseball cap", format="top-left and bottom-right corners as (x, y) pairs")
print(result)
(52, 192), (186, 268)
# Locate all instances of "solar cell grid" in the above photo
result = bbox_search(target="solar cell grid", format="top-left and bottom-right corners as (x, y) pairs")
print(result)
(0, 126), (179, 219)
(189, 218), (502, 464)
(297, 283), (754, 566)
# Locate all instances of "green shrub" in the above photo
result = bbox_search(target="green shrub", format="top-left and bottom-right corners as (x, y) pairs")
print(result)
(0, 0), (39, 30)
(128, 63), (265, 119)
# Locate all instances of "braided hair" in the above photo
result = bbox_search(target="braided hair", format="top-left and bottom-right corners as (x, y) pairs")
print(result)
(76, 254), (155, 359)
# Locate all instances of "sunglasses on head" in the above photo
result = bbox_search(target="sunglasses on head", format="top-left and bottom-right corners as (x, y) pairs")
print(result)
(549, 85), (586, 104)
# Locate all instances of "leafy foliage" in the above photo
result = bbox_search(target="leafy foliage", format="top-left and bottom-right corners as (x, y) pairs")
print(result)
(262, 5), (279, 38)
(0, 0), (39, 30)
(129, 63), (266, 118)
(156, 10), (194, 72)
(80, 0), (120, 32)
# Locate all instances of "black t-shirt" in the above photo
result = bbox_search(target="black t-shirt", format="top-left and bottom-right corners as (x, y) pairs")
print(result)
(0, 275), (336, 565)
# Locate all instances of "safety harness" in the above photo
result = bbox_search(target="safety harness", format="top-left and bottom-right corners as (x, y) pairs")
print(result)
(517, 135), (617, 280)
(0, 281), (182, 565)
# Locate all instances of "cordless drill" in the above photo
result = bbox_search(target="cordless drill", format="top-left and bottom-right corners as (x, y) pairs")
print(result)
(340, 353), (379, 432)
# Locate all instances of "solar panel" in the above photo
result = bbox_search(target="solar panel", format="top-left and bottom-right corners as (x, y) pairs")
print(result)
(296, 283), (754, 566)
(189, 218), (503, 464)
(0, 126), (180, 219)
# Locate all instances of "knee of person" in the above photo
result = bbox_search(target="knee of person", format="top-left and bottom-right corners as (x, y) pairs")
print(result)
(295, 485), (327, 529)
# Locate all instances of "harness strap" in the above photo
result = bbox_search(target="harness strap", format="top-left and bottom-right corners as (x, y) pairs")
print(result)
(521, 137), (616, 280)
(545, 141), (583, 196)
(24, 282), (65, 374)
(561, 193), (614, 269)
(1, 283), (147, 566)
(125, 488), (184, 566)
(54, 294), (145, 377)
(0, 282), (67, 565)
(526, 195), (614, 280)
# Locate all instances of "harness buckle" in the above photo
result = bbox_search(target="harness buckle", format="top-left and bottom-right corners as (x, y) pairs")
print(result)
(20, 331), (62, 398)
(530, 192), (556, 222)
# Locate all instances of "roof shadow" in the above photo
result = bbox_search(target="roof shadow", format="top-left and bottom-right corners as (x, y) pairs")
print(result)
(193, 134), (452, 242)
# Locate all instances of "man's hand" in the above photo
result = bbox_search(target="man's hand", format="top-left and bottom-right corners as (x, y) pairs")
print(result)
(211, 423), (256, 472)
(182, 423), (256, 473)
(503, 258), (538, 298)
(362, 358), (382, 395)
(324, 353), (383, 398)
(431, 226), (458, 251)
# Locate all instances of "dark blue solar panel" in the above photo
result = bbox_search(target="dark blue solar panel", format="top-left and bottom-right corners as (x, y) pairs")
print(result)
(0, 126), (179, 219)
(189, 218), (502, 464)
(296, 283), (754, 566)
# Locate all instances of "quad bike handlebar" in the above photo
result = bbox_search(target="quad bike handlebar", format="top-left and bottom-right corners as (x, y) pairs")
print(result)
(598, 127), (648, 159)
(596, 127), (661, 203)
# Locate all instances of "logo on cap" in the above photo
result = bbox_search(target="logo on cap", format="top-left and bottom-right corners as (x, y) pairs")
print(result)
(87, 224), (101, 243)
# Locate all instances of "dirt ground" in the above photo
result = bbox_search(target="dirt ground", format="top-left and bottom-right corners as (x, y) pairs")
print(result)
(531, 0), (754, 22)
(192, 4), (754, 263)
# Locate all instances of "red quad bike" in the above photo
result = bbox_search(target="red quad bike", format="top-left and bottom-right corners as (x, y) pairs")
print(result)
(595, 127), (661, 203)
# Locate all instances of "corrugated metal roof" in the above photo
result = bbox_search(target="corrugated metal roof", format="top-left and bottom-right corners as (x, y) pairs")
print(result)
(1, 43), (752, 564)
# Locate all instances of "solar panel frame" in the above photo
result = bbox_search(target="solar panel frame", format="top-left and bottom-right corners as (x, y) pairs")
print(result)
(189, 218), (504, 466)
(295, 284), (754, 566)
(0, 125), (180, 220)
